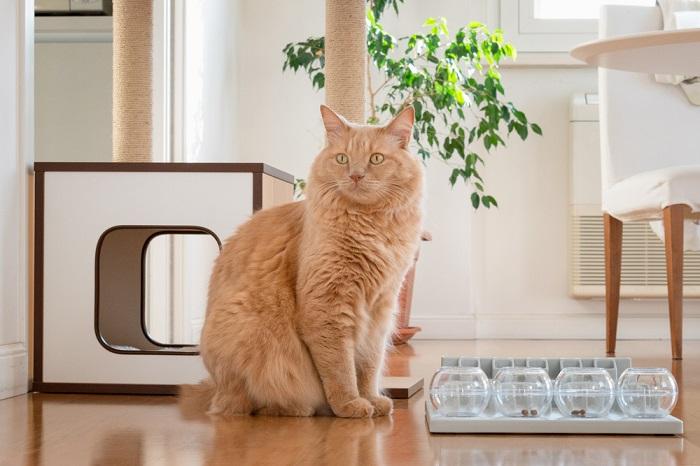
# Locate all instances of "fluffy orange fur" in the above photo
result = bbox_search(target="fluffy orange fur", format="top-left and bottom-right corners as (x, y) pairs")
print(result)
(197, 106), (423, 418)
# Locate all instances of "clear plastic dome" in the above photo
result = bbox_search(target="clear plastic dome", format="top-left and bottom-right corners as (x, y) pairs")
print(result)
(429, 367), (491, 417)
(493, 367), (553, 417)
(617, 368), (678, 418)
(554, 367), (615, 418)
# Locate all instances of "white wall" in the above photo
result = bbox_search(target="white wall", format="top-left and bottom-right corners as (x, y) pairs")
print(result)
(35, 41), (113, 163)
(1, 0), (31, 399)
(234, 0), (324, 176)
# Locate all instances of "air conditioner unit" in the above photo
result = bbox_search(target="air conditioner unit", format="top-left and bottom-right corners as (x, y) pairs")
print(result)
(568, 93), (700, 298)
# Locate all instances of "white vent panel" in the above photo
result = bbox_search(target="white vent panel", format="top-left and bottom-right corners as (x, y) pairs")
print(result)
(571, 215), (700, 298)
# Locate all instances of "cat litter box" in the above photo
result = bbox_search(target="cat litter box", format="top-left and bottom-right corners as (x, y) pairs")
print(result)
(32, 162), (294, 394)
(425, 356), (683, 435)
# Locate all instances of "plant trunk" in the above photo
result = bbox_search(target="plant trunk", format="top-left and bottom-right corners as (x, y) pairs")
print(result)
(392, 232), (431, 345)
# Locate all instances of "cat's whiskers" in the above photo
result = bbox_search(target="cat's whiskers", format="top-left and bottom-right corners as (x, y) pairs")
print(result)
(314, 180), (340, 201)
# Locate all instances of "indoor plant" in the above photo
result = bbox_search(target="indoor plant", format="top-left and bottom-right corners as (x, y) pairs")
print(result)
(283, 0), (541, 342)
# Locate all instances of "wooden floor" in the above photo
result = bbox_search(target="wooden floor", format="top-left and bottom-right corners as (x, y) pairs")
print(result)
(2, 340), (699, 466)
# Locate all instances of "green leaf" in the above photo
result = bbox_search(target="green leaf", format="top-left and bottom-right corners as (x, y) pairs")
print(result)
(503, 43), (516, 59)
(471, 192), (480, 209)
(439, 18), (449, 36)
(413, 100), (423, 119)
(312, 72), (325, 89)
(294, 178), (307, 199)
(468, 128), (477, 144)
(427, 125), (438, 146)
(531, 123), (542, 135)
(449, 168), (460, 186)
(367, 8), (376, 24)
(482, 195), (498, 208)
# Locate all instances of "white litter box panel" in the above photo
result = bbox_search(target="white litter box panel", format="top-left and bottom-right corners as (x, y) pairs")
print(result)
(42, 171), (252, 385)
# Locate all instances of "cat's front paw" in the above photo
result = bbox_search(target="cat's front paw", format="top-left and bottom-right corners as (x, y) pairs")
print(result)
(367, 395), (393, 416)
(332, 397), (374, 418)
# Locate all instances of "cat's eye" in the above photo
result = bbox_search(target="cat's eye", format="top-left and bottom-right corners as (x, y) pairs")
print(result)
(335, 153), (349, 164)
(370, 153), (385, 165)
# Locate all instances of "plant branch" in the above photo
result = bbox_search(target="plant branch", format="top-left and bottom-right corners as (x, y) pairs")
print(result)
(371, 76), (391, 99)
(367, 54), (376, 123)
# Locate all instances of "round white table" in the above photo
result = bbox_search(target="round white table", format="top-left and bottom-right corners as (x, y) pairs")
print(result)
(571, 28), (700, 75)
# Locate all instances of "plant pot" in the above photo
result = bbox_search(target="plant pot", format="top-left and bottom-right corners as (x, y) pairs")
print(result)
(392, 231), (431, 346)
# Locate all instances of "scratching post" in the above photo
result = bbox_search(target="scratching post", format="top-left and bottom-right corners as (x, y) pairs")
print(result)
(113, 0), (153, 162)
(324, 0), (366, 123)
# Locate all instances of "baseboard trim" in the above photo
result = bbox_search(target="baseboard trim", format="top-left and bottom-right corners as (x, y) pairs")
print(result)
(477, 314), (700, 340)
(0, 343), (28, 399)
(408, 313), (700, 340)
(411, 315), (476, 339)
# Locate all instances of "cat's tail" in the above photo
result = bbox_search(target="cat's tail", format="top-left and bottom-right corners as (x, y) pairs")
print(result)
(178, 379), (215, 420)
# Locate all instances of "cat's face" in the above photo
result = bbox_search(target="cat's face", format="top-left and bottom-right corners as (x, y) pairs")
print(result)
(309, 106), (423, 208)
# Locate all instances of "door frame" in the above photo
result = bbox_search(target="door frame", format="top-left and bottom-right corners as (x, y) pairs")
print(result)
(0, 0), (33, 400)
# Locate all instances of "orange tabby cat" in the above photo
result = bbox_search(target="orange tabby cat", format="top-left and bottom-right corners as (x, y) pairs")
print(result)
(197, 105), (423, 418)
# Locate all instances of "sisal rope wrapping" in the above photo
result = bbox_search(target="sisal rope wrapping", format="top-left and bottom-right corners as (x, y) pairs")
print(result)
(113, 0), (153, 162)
(324, 0), (367, 123)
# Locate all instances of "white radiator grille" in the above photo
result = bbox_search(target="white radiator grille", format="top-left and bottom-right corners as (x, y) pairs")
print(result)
(571, 215), (700, 298)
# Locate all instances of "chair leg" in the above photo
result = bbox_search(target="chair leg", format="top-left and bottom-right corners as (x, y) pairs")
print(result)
(663, 204), (685, 360)
(604, 213), (623, 356)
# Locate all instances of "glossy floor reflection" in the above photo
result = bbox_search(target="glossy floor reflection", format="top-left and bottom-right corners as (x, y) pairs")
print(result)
(1, 340), (698, 465)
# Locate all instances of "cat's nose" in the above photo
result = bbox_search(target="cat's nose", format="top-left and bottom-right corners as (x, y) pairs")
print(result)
(349, 173), (365, 183)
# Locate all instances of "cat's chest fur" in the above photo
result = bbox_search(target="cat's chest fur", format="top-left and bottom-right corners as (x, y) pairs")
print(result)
(299, 203), (421, 305)
(338, 209), (417, 266)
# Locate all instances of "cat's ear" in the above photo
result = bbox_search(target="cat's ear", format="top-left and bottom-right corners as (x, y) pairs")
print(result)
(384, 106), (415, 149)
(320, 105), (349, 142)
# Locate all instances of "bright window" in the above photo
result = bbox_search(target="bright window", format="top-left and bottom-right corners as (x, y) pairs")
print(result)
(153, 0), (205, 164)
(534, 0), (656, 19)
(500, 0), (658, 53)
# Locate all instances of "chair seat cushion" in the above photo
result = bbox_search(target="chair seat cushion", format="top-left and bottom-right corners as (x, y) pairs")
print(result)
(603, 165), (700, 221)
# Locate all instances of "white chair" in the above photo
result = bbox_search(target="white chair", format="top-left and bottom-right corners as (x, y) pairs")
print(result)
(600, 5), (700, 360)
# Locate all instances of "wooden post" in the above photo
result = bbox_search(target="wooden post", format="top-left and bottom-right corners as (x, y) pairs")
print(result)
(604, 213), (623, 356)
(663, 204), (686, 360)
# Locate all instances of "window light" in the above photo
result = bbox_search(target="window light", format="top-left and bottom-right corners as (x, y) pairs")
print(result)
(534, 0), (656, 19)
